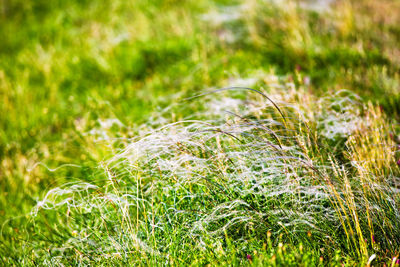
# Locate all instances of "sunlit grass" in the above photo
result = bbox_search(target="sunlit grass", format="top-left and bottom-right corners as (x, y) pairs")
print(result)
(1, 0), (400, 265)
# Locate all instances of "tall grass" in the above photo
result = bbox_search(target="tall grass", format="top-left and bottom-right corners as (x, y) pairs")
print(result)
(13, 75), (399, 265)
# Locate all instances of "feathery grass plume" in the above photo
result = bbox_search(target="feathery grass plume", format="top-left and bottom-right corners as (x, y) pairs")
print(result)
(23, 77), (400, 265)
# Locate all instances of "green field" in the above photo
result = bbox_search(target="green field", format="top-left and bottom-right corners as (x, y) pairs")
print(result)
(1, 0), (400, 265)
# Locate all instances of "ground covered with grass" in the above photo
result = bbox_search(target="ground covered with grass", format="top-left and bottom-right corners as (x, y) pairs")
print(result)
(1, 0), (400, 265)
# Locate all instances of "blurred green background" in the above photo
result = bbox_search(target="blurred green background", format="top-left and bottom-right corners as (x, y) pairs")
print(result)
(0, 0), (399, 259)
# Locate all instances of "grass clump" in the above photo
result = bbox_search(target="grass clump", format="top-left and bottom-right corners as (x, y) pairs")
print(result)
(6, 76), (398, 265)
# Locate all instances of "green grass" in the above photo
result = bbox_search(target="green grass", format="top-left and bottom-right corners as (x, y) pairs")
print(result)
(1, 0), (400, 265)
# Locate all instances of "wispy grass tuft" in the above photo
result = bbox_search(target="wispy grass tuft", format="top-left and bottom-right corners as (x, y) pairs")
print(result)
(15, 75), (399, 265)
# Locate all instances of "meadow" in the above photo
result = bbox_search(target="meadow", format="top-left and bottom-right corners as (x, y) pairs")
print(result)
(1, 0), (400, 265)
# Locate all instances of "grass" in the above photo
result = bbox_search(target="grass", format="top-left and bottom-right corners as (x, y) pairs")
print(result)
(1, 0), (400, 265)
